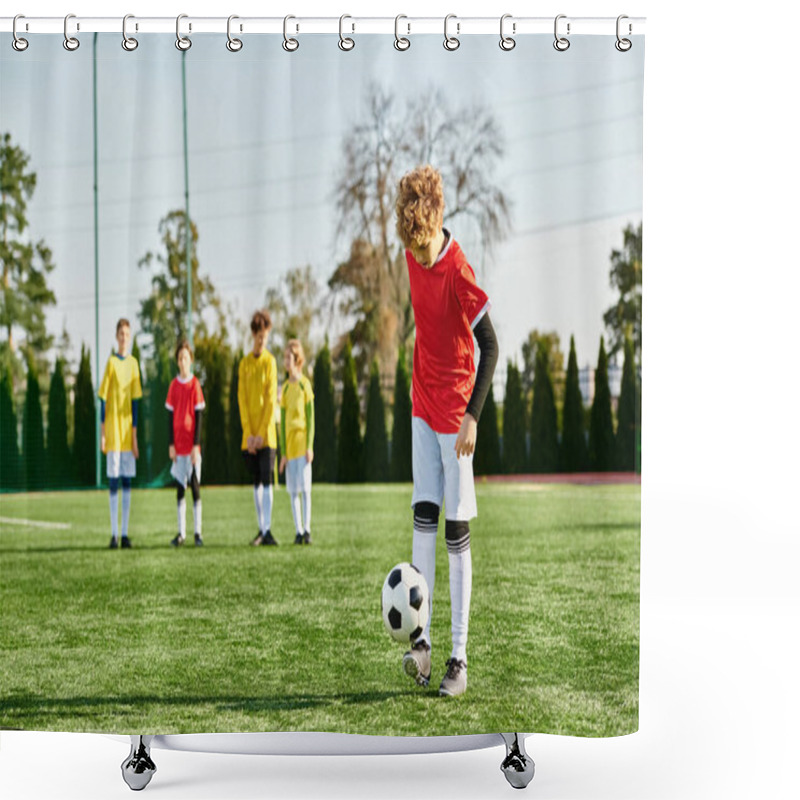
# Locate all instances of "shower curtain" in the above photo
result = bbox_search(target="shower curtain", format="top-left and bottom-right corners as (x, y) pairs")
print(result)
(0, 24), (643, 739)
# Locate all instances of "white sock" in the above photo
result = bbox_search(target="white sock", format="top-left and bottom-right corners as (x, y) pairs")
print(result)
(302, 490), (311, 532)
(412, 526), (437, 646)
(193, 500), (202, 535)
(253, 485), (264, 532)
(177, 497), (186, 538)
(263, 485), (274, 531)
(109, 490), (119, 539)
(290, 493), (303, 534)
(448, 547), (472, 663)
(121, 487), (132, 538)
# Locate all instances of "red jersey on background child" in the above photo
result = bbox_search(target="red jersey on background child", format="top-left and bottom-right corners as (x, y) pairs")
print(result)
(165, 375), (205, 455)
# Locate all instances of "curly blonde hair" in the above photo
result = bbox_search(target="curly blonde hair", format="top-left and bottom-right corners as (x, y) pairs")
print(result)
(285, 339), (305, 370)
(395, 165), (444, 249)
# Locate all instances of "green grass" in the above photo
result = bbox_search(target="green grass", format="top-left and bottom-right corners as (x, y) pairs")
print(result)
(0, 481), (639, 737)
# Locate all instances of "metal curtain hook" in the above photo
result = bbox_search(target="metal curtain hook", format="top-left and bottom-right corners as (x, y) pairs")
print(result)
(176, 14), (192, 51)
(12, 14), (29, 51)
(122, 14), (138, 51)
(227, 15), (243, 52)
(444, 14), (460, 51)
(339, 14), (355, 51)
(499, 14), (516, 51)
(615, 15), (632, 51)
(63, 13), (80, 51)
(394, 15), (410, 51)
(553, 14), (570, 51)
(283, 15), (299, 52)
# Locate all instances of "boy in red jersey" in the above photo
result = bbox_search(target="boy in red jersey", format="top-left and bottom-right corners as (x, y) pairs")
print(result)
(395, 165), (498, 697)
(166, 340), (206, 547)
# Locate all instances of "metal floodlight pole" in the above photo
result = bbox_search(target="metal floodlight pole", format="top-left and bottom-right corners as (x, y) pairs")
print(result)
(93, 31), (101, 488)
(181, 50), (192, 348)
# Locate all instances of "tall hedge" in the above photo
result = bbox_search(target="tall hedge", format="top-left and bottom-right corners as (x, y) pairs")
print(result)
(22, 359), (44, 490)
(73, 345), (96, 486)
(390, 345), (412, 482)
(131, 338), (149, 483)
(614, 334), (640, 472)
(529, 343), (559, 473)
(201, 350), (229, 485)
(589, 337), (615, 471)
(473, 383), (501, 476)
(46, 357), (70, 486)
(363, 358), (389, 481)
(502, 361), (527, 474)
(337, 339), (362, 483)
(560, 336), (588, 472)
(0, 365), (19, 489)
(313, 340), (337, 482)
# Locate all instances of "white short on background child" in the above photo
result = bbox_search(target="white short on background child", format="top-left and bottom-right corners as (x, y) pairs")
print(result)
(106, 450), (136, 479)
(411, 416), (477, 521)
(170, 454), (202, 487)
(285, 455), (311, 494)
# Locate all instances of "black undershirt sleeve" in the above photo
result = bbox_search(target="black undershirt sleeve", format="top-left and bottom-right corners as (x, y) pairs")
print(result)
(167, 410), (174, 445)
(465, 313), (499, 423)
(194, 409), (203, 446)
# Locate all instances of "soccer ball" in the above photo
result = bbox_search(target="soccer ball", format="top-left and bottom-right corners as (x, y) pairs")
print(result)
(381, 563), (430, 644)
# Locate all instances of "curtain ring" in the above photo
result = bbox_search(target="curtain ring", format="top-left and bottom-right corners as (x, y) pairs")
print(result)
(176, 14), (192, 51)
(283, 15), (299, 52)
(443, 14), (460, 51)
(122, 15), (138, 51)
(499, 14), (516, 51)
(615, 15), (632, 51)
(394, 15), (410, 51)
(553, 14), (570, 51)
(227, 15), (243, 52)
(12, 15), (29, 52)
(338, 14), (355, 51)
(63, 13), (80, 51)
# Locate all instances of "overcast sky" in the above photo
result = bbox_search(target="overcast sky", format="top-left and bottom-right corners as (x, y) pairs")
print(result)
(1, 32), (643, 381)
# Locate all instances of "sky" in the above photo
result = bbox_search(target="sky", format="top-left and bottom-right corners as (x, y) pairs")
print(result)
(0, 31), (643, 384)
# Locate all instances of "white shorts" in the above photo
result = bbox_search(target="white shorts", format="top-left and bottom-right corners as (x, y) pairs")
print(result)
(411, 416), (477, 521)
(170, 454), (202, 488)
(106, 450), (136, 479)
(285, 455), (312, 494)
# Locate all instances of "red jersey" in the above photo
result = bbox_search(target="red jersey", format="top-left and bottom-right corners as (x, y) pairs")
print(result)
(165, 375), (205, 456)
(407, 234), (491, 434)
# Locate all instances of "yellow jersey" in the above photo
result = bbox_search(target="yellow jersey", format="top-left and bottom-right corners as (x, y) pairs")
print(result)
(237, 350), (278, 450)
(98, 353), (143, 452)
(280, 375), (315, 460)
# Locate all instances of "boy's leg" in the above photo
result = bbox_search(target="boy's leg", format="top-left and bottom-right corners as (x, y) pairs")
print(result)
(260, 448), (275, 533)
(176, 482), (187, 541)
(301, 460), (312, 542)
(243, 451), (265, 539)
(286, 458), (303, 543)
(120, 477), (133, 543)
(108, 476), (120, 545)
(190, 467), (202, 544)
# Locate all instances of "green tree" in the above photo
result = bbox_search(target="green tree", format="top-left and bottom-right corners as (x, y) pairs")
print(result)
(227, 350), (249, 484)
(560, 336), (589, 472)
(22, 357), (44, 489)
(264, 265), (320, 357)
(201, 348), (228, 485)
(73, 345), (96, 486)
(0, 133), (57, 380)
(473, 383), (501, 476)
(589, 338), (615, 471)
(330, 85), (511, 376)
(46, 357), (70, 486)
(337, 340), (362, 483)
(363, 359), (389, 481)
(603, 222), (642, 363)
(390, 345), (412, 482)
(521, 330), (564, 408)
(614, 334), (640, 472)
(312, 339), (337, 483)
(502, 361), (527, 474)
(529, 343), (559, 473)
(130, 337), (149, 482)
(0, 364), (18, 488)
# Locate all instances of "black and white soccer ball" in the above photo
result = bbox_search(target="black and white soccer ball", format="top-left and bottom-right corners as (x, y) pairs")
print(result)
(381, 562), (430, 644)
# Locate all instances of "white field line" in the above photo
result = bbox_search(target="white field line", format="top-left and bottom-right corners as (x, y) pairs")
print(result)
(0, 516), (72, 531)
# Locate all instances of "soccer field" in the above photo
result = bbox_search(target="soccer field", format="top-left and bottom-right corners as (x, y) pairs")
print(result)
(0, 482), (639, 737)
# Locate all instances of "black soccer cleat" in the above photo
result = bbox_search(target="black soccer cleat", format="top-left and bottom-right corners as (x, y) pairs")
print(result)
(194, 533), (204, 547)
(294, 532), (304, 545)
(171, 534), (185, 547)
(250, 530), (265, 546)
(109, 536), (118, 550)
(120, 537), (132, 549)
(302, 531), (312, 545)
(262, 530), (279, 546)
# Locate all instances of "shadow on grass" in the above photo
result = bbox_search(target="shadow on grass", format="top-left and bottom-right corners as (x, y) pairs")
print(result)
(0, 688), (421, 721)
